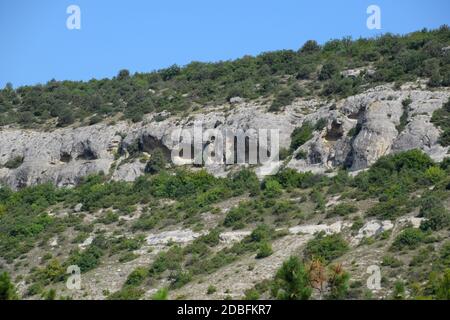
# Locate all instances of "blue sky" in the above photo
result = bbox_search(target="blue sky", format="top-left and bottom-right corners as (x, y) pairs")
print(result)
(0, 0), (449, 88)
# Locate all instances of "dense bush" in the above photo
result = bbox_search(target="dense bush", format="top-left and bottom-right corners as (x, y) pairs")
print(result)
(274, 169), (324, 189)
(272, 256), (312, 300)
(396, 98), (411, 133)
(431, 98), (450, 146)
(391, 228), (426, 251)
(366, 198), (409, 220)
(319, 61), (340, 81)
(304, 233), (349, 263)
(326, 265), (350, 300)
(269, 89), (295, 112)
(419, 192), (450, 231)
(327, 202), (358, 217)
(125, 267), (148, 287)
(354, 149), (435, 198)
(144, 149), (167, 174)
(290, 122), (314, 151)
(300, 40), (321, 54)
(263, 179), (283, 198)
(223, 202), (253, 229)
(151, 287), (169, 300)
(108, 287), (144, 300)
(0, 183), (74, 262)
(435, 269), (450, 300)
(67, 243), (104, 273)
(149, 246), (184, 276)
(256, 242), (273, 259)
(0, 272), (19, 300)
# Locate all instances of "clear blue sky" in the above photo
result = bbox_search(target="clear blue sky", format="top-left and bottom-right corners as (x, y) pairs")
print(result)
(0, 0), (449, 88)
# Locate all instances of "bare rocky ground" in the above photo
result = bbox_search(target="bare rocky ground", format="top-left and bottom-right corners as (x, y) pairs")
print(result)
(169, 234), (314, 300)
(8, 189), (443, 300)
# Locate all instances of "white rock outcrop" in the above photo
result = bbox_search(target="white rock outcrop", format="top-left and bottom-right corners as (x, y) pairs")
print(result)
(351, 220), (394, 246)
(0, 85), (448, 189)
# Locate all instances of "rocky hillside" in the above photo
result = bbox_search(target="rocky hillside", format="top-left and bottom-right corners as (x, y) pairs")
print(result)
(0, 28), (449, 300)
(0, 83), (448, 189)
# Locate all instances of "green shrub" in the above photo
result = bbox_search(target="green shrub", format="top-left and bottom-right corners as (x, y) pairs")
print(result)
(256, 242), (273, 259)
(314, 118), (328, 131)
(327, 203), (358, 217)
(290, 122), (314, 151)
(366, 198), (408, 220)
(97, 210), (119, 224)
(402, 98), (413, 107)
(424, 166), (447, 184)
(26, 282), (44, 297)
(108, 287), (144, 300)
(300, 40), (321, 54)
(435, 269), (450, 300)
(67, 244), (104, 273)
(4, 156), (24, 169)
(440, 242), (450, 267)
(0, 272), (19, 300)
(152, 287), (169, 300)
(296, 64), (316, 80)
(278, 148), (291, 160)
(118, 252), (138, 263)
(351, 217), (364, 232)
(263, 179), (283, 198)
(396, 98), (411, 133)
(391, 228), (425, 251)
(310, 188), (326, 211)
(250, 224), (273, 243)
(169, 270), (192, 289)
(326, 266), (350, 300)
(295, 150), (307, 160)
(244, 288), (260, 300)
(431, 98), (450, 146)
(223, 204), (251, 229)
(125, 267), (148, 287)
(355, 149), (434, 196)
(269, 89), (295, 112)
(392, 280), (406, 300)
(149, 246), (184, 276)
(319, 61), (340, 81)
(274, 169), (322, 189)
(206, 285), (217, 295)
(304, 233), (349, 263)
(35, 259), (65, 283)
(272, 256), (312, 300)
(145, 149), (167, 175)
(382, 255), (404, 268)
(419, 193), (450, 231)
(409, 247), (431, 267)
(43, 289), (56, 300)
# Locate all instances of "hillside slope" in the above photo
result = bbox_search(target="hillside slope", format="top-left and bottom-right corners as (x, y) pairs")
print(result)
(0, 28), (449, 300)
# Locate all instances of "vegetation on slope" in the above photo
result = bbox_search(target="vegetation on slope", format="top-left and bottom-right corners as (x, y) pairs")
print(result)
(431, 97), (450, 146)
(0, 145), (448, 300)
(0, 26), (449, 128)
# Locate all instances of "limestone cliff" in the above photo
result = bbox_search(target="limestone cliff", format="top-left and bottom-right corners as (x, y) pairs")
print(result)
(0, 83), (448, 189)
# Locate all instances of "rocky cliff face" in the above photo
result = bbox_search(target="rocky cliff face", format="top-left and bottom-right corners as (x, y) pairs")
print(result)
(0, 83), (448, 189)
